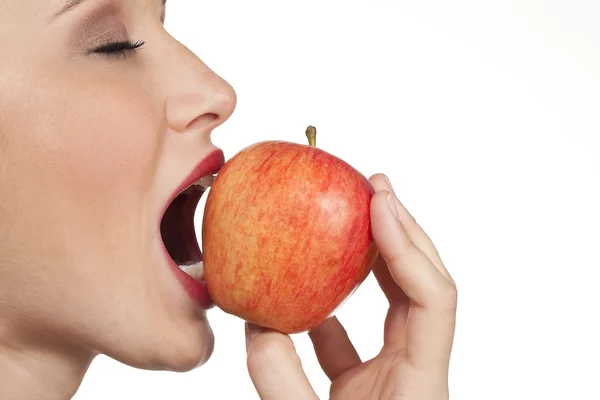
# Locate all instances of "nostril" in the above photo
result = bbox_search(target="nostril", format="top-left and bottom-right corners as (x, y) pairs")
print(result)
(166, 92), (219, 133)
(205, 112), (219, 123)
(189, 112), (219, 132)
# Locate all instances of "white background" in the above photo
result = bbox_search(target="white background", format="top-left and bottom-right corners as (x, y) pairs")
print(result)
(75, 0), (600, 399)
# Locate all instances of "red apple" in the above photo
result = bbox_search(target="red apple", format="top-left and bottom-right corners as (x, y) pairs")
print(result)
(201, 126), (379, 334)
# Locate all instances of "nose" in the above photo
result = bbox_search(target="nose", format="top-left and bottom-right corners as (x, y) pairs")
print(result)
(164, 43), (237, 135)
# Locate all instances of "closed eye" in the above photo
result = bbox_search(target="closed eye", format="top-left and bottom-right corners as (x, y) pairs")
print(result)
(87, 40), (145, 59)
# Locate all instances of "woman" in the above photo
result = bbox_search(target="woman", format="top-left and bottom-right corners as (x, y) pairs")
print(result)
(0, 1), (457, 399)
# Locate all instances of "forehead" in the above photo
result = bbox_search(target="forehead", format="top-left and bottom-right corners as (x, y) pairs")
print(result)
(0, 0), (74, 24)
(0, 0), (166, 19)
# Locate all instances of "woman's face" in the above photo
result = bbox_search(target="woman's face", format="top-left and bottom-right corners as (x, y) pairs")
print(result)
(0, 0), (236, 370)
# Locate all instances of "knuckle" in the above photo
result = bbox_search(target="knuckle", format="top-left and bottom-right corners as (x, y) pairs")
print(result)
(398, 232), (416, 251)
(443, 283), (459, 309)
(404, 212), (418, 228)
(431, 281), (458, 310)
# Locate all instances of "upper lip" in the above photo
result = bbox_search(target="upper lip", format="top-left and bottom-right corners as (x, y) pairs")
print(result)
(161, 148), (226, 217)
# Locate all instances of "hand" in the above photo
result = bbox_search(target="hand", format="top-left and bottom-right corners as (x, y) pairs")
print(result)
(244, 174), (458, 400)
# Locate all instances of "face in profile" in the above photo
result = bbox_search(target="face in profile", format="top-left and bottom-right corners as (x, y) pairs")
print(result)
(0, 0), (236, 371)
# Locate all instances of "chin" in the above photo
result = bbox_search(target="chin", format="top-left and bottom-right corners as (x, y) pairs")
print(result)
(163, 342), (215, 373)
(155, 318), (215, 373)
(106, 314), (215, 373)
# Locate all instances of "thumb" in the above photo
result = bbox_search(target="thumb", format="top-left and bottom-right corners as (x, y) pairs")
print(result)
(245, 323), (319, 400)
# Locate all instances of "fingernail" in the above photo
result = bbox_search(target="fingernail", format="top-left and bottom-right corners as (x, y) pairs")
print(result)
(247, 323), (264, 341)
(383, 174), (396, 194)
(387, 192), (400, 220)
(246, 322), (265, 348)
(245, 323), (266, 354)
(245, 323), (267, 353)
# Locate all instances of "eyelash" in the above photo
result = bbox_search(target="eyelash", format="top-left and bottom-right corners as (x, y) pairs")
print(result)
(88, 40), (145, 60)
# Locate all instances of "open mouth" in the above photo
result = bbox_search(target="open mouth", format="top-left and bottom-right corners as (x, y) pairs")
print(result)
(158, 149), (225, 307)
(160, 174), (215, 283)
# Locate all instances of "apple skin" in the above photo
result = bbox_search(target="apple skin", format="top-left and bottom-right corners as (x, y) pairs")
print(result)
(201, 140), (379, 334)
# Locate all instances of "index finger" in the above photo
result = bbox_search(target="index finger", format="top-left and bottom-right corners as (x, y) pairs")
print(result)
(369, 180), (457, 369)
(370, 189), (454, 311)
(369, 173), (454, 285)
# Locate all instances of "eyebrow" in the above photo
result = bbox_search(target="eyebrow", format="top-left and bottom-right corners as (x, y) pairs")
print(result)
(53, 0), (87, 20)
(51, 0), (167, 22)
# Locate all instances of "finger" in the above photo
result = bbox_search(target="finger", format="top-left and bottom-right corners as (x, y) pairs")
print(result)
(373, 254), (411, 305)
(369, 173), (454, 285)
(245, 323), (319, 400)
(370, 190), (454, 309)
(372, 256), (411, 350)
(308, 316), (361, 381)
(370, 190), (457, 367)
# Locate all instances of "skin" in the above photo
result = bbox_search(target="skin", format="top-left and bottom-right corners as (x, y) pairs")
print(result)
(0, 0), (457, 399)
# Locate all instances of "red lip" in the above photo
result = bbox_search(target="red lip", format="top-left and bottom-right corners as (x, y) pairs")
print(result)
(169, 149), (225, 206)
(160, 149), (225, 309)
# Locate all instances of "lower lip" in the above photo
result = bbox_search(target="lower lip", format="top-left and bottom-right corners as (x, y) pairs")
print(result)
(167, 258), (214, 309)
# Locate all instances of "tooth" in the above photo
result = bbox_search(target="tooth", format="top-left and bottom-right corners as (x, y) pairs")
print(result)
(194, 174), (216, 188)
(178, 261), (204, 281)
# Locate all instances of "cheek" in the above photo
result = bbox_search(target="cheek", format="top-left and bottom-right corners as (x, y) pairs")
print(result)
(46, 84), (160, 195)
(0, 69), (162, 272)
(3, 53), (162, 196)
(0, 24), (218, 368)
(0, 65), (179, 349)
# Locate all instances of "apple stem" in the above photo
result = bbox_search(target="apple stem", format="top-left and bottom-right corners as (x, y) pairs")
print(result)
(306, 126), (317, 147)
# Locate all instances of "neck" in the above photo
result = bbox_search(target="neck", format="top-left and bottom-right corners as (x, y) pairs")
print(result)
(0, 328), (95, 400)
